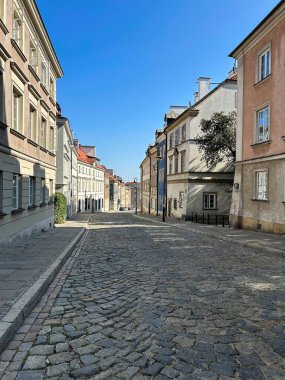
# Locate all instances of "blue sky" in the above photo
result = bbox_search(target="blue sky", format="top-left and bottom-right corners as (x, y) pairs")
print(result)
(37, 0), (279, 181)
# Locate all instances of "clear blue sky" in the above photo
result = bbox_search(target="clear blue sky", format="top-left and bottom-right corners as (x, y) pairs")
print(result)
(37, 0), (279, 182)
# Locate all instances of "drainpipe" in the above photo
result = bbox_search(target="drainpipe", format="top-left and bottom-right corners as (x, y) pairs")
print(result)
(163, 131), (167, 222)
(148, 152), (151, 215)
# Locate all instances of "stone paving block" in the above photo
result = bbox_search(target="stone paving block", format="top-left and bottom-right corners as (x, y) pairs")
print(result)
(23, 355), (46, 370)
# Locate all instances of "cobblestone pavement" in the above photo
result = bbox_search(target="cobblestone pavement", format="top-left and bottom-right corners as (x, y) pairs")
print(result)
(1, 212), (285, 379)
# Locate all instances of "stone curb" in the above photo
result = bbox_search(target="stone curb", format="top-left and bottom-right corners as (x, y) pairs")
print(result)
(0, 227), (86, 354)
(134, 214), (285, 258)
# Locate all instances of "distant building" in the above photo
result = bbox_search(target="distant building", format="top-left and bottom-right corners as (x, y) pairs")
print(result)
(230, 1), (285, 233)
(140, 146), (152, 214)
(0, 0), (63, 242)
(149, 144), (158, 215)
(125, 182), (141, 211)
(156, 130), (166, 216)
(56, 108), (78, 219)
(165, 76), (237, 218)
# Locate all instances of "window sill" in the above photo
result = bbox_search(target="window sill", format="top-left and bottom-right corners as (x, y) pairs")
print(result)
(0, 211), (7, 218)
(49, 96), (56, 107)
(49, 151), (56, 157)
(254, 74), (271, 87)
(27, 139), (39, 147)
(40, 146), (48, 153)
(251, 198), (269, 202)
(10, 39), (27, 63)
(28, 205), (38, 210)
(203, 208), (218, 211)
(40, 83), (49, 96)
(0, 121), (8, 129)
(28, 65), (40, 82)
(39, 203), (47, 208)
(251, 140), (271, 148)
(0, 19), (9, 35)
(11, 208), (25, 215)
(10, 129), (26, 140)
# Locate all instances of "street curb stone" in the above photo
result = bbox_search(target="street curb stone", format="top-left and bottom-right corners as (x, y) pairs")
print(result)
(134, 214), (285, 258)
(0, 227), (86, 354)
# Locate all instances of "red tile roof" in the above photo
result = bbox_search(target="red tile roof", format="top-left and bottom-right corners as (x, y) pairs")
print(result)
(76, 146), (95, 165)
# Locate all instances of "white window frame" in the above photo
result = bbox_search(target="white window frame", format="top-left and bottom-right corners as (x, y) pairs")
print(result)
(29, 176), (35, 206)
(203, 193), (217, 210)
(255, 170), (268, 200)
(29, 37), (38, 71)
(180, 150), (185, 172)
(174, 154), (179, 173)
(179, 191), (184, 208)
(12, 8), (23, 47)
(41, 61), (50, 88)
(49, 125), (55, 152)
(40, 117), (47, 148)
(29, 104), (37, 141)
(12, 174), (20, 210)
(175, 129), (180, 146)
(258, 47), (271, 82)
(12, 86), (23, 133)
(256, 105), (270, 143)
(181, 124), (186, 141)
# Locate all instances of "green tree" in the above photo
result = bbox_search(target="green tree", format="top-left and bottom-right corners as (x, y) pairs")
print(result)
(196, 111), (236, 168)
(54, 192), (67, 224)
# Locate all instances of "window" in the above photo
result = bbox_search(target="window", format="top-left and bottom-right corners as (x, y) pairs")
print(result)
(29, 176), (35, 206)
(41, 178), (45, 204)
(169, 156), (173, 174)
(255, 171), (268, 200)
(79, 166), (81, 173)
(169, 133), (174, 149)
(40, 117), (47, 148)
(258, 48), (270, 81)
(12, 10), (23, 47)
(41, 62), (49, 88)
(256, 106), (269, 143)
(174, 154), (179, 173)
(181, 124), (186, 141)
(0, 70), (4, 124)
(50, 78), (55, 99)
(12, 174), (21, 210)
(12, 87), (23, 133)
(49, 126), (55, 151)
(49, 179), (53, 202)
(203, 193), (217, 209)
(179, 192), (184, 208)
(175, 129), (180, 146)
(173, 198), (177, 210)
(29, 39), (38, 70)
(29, 105), (37, 141)
(181, 151), (186, 172)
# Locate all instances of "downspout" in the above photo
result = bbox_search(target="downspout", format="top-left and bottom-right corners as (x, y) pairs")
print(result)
(163, 130), (167, 221)
(148, 152), (151, 215)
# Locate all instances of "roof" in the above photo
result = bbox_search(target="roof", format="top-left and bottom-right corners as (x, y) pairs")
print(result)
(76, 146), (95, 165)
(229, 1), (284, 57)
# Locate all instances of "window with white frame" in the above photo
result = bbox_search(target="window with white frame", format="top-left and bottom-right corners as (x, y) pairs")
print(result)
(258, 48), (270, 81)
(175, 129), (180, 146)
(41, 178), (45, 204)
(12, 9), (23, 48)
(40, 117), (47, 148)
(256, 106), (269, 143)
(180, 150), (186, 172)
(203, 193), (217, 209)
(29, 176), (35, 206)
(0, 70), (4, 124)
(169, 133), (174, 149)
(29, 105), (37, 141)
(181, 124), (186, 141)
(174, 154), (179, 173)
(169, 156), (173, 174)
(50, 77), (55, 99)
(12, 174), (21, 210)
(29, 39), (38, 71)
(179, 191), (184, 208)
(41, 61), (49, 88)
(49, 125), (55, 152)
(255, 171), (268, 200)
(12, 87), (23, 133)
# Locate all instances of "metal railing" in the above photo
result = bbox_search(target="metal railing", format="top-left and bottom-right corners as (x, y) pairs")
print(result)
(186, 213), (230, 227)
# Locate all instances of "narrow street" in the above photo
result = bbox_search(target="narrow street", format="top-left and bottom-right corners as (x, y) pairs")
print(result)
(1, 213), (285, 379)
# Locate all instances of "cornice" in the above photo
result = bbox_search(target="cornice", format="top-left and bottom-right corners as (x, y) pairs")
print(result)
(0, 42), (11, 61)
(165, 109), (199, 134)
(0, 19), (9, 35)
(28, 84), (41, 100)
(11, 39), (27, 63)
(10, 62), (29, 84)
(40, 99), (51, 112)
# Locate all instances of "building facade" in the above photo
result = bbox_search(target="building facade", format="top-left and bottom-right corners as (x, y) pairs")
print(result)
(140, 146), (152, 214)
(56, 111), (78, 219)
(230, 1), (285, 233)
(0, 0), (63, 242)
(156, 130), (166, 216)
(125, 182), (141, 211)
(166, 77), (237, 219)
(149, 144), (157, 215)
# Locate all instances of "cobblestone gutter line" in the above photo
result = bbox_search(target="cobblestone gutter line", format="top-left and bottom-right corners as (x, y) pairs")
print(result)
(0, 228), (86, 355)
(134, 215), (285, 258)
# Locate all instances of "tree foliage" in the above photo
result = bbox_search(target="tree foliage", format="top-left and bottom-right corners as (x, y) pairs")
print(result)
(196, 111), (236, 168)
(54, 192), (67, 224)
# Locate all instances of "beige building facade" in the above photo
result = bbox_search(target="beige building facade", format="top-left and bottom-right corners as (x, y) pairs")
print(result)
(230, 1), (285, 233)
(0, 0), (63, 242)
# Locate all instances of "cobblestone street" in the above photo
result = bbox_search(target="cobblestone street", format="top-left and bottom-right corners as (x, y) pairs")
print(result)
(1, 212), (285, 379)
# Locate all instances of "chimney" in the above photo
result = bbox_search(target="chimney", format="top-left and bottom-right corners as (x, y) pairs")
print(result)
(198, 77), (211, 101)
(194, 92), (199, 104)
(74, 139), (79, 148)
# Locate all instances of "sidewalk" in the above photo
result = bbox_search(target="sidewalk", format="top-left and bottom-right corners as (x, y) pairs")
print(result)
(135, 213), (285, 257)
(0, 213), (91, 353)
